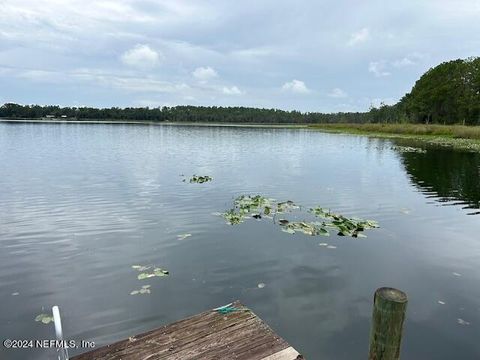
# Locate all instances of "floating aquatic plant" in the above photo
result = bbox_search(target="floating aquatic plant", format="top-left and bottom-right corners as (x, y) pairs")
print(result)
(137, 268), (169, 280)
(177, 233), (192, 240)
(131, 265), (151, 272)
(189, 175), (213, 183)
(276, 200), (300, 213)
(220, 209), (246, 225)
(329, 216), (378, 237)
(35, 313), (54, 324)
(132, 265), (169, 280)
(235, 195), (275, 213)
(130, 285), (151, 295)
(279, 220), (329, 236)
(309, 207), (379, 237)
(309, 207), (334, 219)
(391, 146), (426, 153)
(216, 195), (379, 238)
(219, 195), (298, 225)
(129, 265), (169, 296)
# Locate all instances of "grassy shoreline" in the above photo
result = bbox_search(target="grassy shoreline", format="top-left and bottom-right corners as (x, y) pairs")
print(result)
(309, 123), (480, 139)
(308, 123), (480, 152)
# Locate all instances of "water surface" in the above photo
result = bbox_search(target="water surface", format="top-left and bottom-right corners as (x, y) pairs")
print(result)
(0, 123), (479, 359)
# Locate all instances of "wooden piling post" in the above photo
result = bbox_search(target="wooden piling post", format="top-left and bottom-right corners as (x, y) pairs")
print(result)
(368, 287), (408, 360)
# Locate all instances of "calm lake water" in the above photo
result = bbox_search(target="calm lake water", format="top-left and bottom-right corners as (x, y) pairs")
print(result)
(1, 122), (479, 359)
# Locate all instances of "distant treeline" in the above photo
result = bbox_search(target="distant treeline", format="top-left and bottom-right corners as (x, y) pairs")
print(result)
(0, 103), (377, 124)
(1, 57), (479, 125)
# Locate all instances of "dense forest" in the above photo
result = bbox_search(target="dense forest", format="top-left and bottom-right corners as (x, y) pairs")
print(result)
(1, 57), (479, 125)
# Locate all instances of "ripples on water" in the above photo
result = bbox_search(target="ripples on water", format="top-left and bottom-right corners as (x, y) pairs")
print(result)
(0, 123), (479, 359)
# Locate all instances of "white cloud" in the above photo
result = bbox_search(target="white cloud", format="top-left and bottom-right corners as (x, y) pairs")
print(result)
(75, 71), (190, 93)
(368, 61), (390, 77)
(1, 1), (479, 112)
(121, 44), (161, 69)
(222, 86), (243, 95)
(347, 28), (370, 46)
(282, 79), (310, 94)
(192, 66), (218, 81)
(17, 69), (64, 83)
(392, 57), (414, 67)
(392, 53), (425, 68)
(328, 88), (347, 98)
(8, 66), (190, 94)
(229, 46), (281, 62)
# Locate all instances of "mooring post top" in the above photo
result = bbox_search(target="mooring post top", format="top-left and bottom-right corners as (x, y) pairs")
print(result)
(375, 287), (408, 303)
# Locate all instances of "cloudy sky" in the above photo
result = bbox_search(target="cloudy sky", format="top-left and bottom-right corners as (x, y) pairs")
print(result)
(0, 0), (479, 112)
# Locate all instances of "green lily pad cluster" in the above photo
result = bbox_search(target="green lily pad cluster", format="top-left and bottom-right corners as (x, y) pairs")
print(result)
(35, 313), (54, 324)
(217, 195), (379, 238)
(132, 265), (169, 280)
(221, 209), (245, 225)
(276, 200), (300, 213)
(219, 195), (299, 224)
(392, 146), (426, 153)
(309, 207), (379, 237)
(234, 195), (276, 214)
(130, 265), (169, 295)
(280, 220), (329, 236)
(189, 175), (213, 183)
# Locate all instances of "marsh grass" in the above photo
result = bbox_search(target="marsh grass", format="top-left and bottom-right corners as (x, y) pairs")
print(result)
(309, 123), (480, 140)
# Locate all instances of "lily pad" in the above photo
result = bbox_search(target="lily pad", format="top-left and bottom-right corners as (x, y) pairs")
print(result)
(235, 195), (276, 214)
(392, 146), (427, 153)
(138, 272), (156, 280)
(130, 285), (151, 295)
(217, 195), (379, 239)
(457, 318), (470, 326)
(131, 265), (151, 272)
(281, 221), (330, 236)
(189, 175), (213, 183)
(153, 268), (169, 277)
(281, 227), (296, 234)
(133, 265), (169, 280)
(221, 209), (245, 225)
(177, 233), (192, 241)
(138, 269), (169, 280)
(35, 313), (54, 324)
(310, 207), (379, 237)
(276, 201), (299, 213)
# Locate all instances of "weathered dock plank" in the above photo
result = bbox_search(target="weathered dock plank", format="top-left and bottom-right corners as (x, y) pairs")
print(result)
(72, 301), (303, 360)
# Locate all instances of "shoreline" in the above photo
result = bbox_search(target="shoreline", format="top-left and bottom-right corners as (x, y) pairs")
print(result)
(308, 123), (480, 152)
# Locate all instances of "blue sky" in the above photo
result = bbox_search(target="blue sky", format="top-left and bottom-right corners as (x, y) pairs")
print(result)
(0, 0), (479, 112)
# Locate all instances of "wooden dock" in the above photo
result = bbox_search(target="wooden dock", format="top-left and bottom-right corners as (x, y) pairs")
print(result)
(71, 301), (303, 360)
